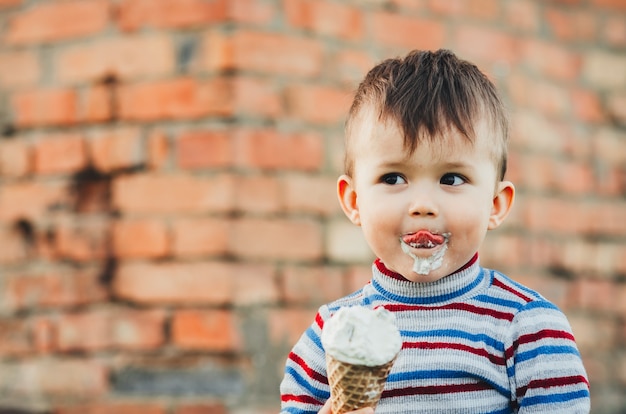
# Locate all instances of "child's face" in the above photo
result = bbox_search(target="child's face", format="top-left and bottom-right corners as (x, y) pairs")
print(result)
(338, 107), (514, 283)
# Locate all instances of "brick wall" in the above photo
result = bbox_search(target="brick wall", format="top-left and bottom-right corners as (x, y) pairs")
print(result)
(0, 0), (624, 413)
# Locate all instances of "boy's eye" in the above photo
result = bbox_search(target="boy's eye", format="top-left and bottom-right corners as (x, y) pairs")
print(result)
(381, 173), (407, 185)
(440, 173), (466, 186)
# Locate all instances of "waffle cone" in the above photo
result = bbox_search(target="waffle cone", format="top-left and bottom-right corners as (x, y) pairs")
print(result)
(326, 354), (395, 414)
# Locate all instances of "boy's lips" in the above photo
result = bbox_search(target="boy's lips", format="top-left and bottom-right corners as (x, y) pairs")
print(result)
(401, 231), (446, 248)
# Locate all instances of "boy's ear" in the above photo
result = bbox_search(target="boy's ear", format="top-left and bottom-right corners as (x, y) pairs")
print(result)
(337, 175), (361, 226)
(488, 180), (515, 230)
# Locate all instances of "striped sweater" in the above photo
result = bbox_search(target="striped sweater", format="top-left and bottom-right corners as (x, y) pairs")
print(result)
(280, 258), (590, 413)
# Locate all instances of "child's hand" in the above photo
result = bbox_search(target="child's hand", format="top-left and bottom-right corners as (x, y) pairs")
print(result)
(319, 399), (374, 414)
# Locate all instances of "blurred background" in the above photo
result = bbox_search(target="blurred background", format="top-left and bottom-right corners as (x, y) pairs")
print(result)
(0, 0), (624, 413)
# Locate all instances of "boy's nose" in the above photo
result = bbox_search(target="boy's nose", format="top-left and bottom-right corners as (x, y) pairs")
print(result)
(408, 188), (438, 217)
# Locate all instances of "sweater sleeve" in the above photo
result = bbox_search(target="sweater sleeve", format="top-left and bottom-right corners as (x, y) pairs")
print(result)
(507, 300), (590, 413)
(279, 307), (331, 414)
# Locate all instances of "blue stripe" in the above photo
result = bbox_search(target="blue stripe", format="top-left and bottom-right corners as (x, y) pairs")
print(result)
(401, 329), (505, 351)
(304, 326), (323, 351)
(284, 366), (330, 399)
(388, 369), (510, 397)
(371, 269), (485, 304)
(281, 408), (317, 414)
(485, 408), (513, 414)
(475, 294), (525, 311)
(516, 345), (580, 363)
(522, 389), (590, 406)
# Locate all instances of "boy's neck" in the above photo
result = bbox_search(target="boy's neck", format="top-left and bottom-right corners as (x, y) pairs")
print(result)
(375, 253), (479, 281)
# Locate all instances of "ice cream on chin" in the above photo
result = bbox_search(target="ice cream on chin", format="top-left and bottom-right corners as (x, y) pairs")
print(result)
(400, 231), (451, 275)
(322, 306), (402, 366)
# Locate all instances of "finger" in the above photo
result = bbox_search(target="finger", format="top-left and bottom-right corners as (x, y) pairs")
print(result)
(318, 399), (332, 414)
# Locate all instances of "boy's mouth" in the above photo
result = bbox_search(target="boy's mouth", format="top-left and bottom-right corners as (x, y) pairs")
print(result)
(401, 231), (447, 249)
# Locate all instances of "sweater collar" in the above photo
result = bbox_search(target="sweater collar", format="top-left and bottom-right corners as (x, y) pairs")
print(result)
(370, 254), (487, 305)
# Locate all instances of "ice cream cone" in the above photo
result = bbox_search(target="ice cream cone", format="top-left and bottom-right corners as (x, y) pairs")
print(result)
(326, 353), (396, 414)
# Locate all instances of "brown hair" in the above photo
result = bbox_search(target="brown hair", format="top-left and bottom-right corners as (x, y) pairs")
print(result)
(344, 49), (509, 180)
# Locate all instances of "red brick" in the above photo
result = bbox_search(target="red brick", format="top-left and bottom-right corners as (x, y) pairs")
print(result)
(479, 234), (525, 269)
(371, 12), (445, 50)
(172, 309), (241, 351)
(11, 88), (78, 126)
(592, 0), (626, 10)
(57, 308), (166, 351)
(55, 403), (166, 414)
(591, 128), (626, 166)
(0, 138), (31, 178)
(519, 39), (581, 81)
(176, 129), (233, 169)
(427, 0), (464, 15)
(233, 128), (324, 171)
(174, 404), (226, 414)
(32, 133), (87, 175)
(118, 77), (234, 120)
(234, 175), (282, 213)
(147, 130), (170, 170)
(4, 269), (108, 311)
(326, 219), (373, 263)
(31, 316), (55, 354)
(282, 265), (344, 305)
(0, 181), (69, 221)
(587, 201), (626, 236)
(203, 30), (323, 77)
(511, 272), (570, 311)
(607, 92), (626, 125)
(88, 127), (144, 172)
(569, 315), (618, 353)
(603, 15), (626, 47)
(0, 225), (28, 265)
(504, 0), (540, 33)
(267, 308), (317, 345)
(172, 217), (230, 257)
(52, 218), (109, 262)
(283, 174), (340, 216)
(0, 50), (39, 88)
(284, 0), (363, 40)
(345, 264), (373, 293)
(466, 0), (500, 20)
(233, 77), (283, 118)
(112, 172), (235, 213)
(570, 88), (605, 123)
(4, 0), (109, 44)
(285, 84), (352, 125)
(555, 159), (595, 195)
(111, 219), (169, 259)
(227, 0), (275, 24)
(453, 26), (518, 64)
(56, 34), (175, 84)
(568, 279), (617, 313)
(0, 0), (22, 8)
(544, 8), (597, 42)
(332, 50), (376, 85)
(229, 217), (322, 261)
(117, 0), (228, 31)
(114, 261), (278, 305)
(0, 359), (108, 396)
(0, 319), (31, 356)
(81, 84), (113, 122)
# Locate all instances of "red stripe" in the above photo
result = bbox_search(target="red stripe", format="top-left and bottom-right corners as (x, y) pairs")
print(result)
(315, 312), (324, 329)
(281, 394), (323, 404)
(505, 329), (576, 360)
(493, 277), (532, 302)
(385, 302), (514, 322)
(383, 381), (491, 397)
(403, 341), (506, 365)
(288, 352), (328, 384)
(517, 375), (590, 397)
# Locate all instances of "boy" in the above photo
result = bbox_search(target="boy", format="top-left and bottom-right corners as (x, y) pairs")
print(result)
(279, 49), (590, 413)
